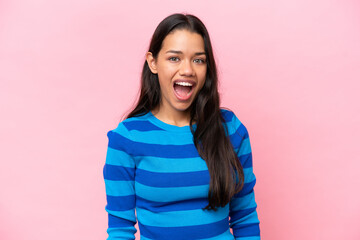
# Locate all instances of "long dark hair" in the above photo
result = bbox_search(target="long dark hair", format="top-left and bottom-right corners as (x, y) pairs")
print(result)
(127, 13), (244, 210)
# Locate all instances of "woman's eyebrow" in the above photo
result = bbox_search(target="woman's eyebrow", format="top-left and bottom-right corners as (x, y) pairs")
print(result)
(165, 50), (206, 55)
(166, 50), (182, 54)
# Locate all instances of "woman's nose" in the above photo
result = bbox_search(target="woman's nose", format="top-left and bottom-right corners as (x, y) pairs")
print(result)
(179, 60), (194, 76)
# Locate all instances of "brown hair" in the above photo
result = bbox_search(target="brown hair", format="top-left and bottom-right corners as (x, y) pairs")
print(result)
(127, 13), (244, 210)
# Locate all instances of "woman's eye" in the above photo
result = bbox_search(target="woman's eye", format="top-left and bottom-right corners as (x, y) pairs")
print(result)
(194, 58), (206, 64)
(169, 57), (179, 62)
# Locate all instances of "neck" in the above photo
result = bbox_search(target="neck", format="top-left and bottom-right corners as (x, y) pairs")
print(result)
(151, 105), (191, 127)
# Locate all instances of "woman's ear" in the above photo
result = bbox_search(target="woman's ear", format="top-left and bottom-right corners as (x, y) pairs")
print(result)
(146, 52), (158, 74)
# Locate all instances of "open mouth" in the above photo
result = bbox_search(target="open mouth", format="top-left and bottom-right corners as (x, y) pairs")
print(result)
(173, 81), (194, 99)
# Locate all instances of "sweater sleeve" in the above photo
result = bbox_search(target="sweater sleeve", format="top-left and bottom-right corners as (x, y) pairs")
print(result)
(228, 114), (260, 239)
(103, 123), (137, 239)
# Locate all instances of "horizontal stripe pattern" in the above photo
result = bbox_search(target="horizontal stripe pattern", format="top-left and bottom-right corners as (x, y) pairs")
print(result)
(105, 148), (135, 167)
(103, 164), (134, 181)
(134, 182), (209, 202)
(106, 195), (135, 211)
(123, 120), (165, 131)
(135, 168), (210, 187)
(140, 229), (234, 240)
(235, 180), (257, 198)
(106, 209), (136, 227)
(107, 227), (136, 240)
(235, 237), (260, 240)
(230, 206), (258, 222)
(135, 155), (208, 173)
(230, 191), (257, 212)
(233, 222), (261, 238)
(104, 179), (134, 196)
(125, 129), (194, 144)
(104, 109), (260, 239)
(136, 206), (229, 227)
(108, 132), (200, 158)
(138, 217), (230, 240)
(108, 130), (249, 159)
(136, 195), (209, 212)
(108, 214), (135, 228)
(239, 153), (253, 168)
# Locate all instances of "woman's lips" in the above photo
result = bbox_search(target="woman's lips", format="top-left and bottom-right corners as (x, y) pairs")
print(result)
(173, 80), (196, 101)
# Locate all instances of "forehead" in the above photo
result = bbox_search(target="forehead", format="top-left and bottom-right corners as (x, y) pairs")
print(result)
(160, 29), (205, 53)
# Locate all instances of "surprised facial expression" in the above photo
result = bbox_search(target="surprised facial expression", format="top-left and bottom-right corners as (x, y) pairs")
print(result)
(146, 29), (207, 116)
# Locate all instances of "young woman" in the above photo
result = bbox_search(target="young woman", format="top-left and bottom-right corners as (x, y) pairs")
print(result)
(103, 13), (260, 240)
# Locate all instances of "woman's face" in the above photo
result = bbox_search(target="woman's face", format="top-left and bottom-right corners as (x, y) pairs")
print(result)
(147, 29), (207, 117)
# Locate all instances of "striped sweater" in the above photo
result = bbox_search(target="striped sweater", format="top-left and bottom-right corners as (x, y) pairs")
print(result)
(103, 109), (260, 240)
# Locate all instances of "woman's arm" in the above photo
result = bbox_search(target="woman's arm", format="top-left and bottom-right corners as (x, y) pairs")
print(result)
(103, 123), (137, 239)
(228, 113), (261, 239)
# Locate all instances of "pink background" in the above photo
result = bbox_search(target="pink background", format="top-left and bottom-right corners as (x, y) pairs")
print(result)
(1, 0), (359, 239)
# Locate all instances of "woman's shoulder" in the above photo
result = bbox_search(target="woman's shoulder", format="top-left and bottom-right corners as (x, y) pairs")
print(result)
(106, 113), (153, 152)
(220, 108), (249, 137)
(108, 111), (157, 138)
(220, 108), (236, 122)
(220, 108), (242, 125)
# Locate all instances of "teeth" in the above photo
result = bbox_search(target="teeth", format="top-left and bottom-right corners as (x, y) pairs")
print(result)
(175, 82), (193, 86)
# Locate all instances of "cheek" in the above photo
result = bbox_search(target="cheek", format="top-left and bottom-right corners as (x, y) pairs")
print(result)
(157, 66), (177, 83)
(157, 72), (174, 94)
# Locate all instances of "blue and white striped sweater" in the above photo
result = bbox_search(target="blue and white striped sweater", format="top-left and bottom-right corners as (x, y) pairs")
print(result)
(103, 109), (260, 240)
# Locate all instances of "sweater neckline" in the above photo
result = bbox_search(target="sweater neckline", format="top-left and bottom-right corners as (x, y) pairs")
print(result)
(146, 111), (196, 133)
